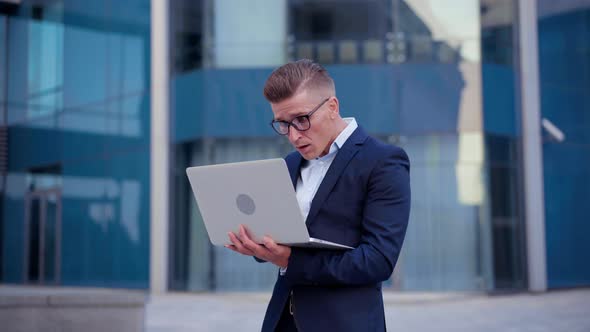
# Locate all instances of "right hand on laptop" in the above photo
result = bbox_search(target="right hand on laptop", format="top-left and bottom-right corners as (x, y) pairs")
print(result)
(226, 224), (291, 269)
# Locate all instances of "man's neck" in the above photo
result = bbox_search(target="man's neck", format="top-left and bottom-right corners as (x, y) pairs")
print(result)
(319, 118), (348, 157)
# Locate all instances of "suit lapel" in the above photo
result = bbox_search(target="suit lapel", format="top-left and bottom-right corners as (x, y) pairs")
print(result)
(285, 152), (303, 188)
(305, 127), (368, 226)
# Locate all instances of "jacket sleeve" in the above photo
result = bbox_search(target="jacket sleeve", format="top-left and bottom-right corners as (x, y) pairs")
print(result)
(284, 148), (411, 286)
(254, 257), (266, 263)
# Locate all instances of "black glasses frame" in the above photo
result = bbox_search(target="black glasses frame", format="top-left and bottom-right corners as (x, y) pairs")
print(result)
(270, 97), (330, 135)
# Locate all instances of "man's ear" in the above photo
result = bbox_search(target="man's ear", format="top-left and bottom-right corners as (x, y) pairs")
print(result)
(328, 97), (340, 118)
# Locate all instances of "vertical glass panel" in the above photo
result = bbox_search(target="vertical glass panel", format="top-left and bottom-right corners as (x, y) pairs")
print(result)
(185, 140), (214, 291)
(402, 0), (480, 59)
(0, 15), (6, 125)
(7, 17), (29, 125)
(43, 191), (60, 284)
(61, 150), (149, 288)
(107, 149), (150, 288)
(485, 135), (526, 289)
(3, 173), (27, 282)
(171, 0), (204, 73)
(26, 2), (64, 123)
(396, 134), (486, 290)
(481, 0), (520, 137)
(481, 0), (516, 66)
(26, 196), (41, 282)
(170, 143), (190, 290)
(121, 34), (147, 94)
(62, 25), (108, 108)
(24, 172), (61, 285)
(4, 0), (151, 290)
(188, 141), (215, 291)
(107, 32), (148, 96)
(480, 0), (527, 291)
(213, 0), (287, 68)
(538, 1), (590, 288)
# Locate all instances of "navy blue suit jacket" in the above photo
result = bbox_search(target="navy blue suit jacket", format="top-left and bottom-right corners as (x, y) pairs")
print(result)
(261, 126), (411, 332)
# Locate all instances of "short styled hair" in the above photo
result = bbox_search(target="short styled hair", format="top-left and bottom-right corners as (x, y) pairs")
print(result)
(263, 59), (335, 103)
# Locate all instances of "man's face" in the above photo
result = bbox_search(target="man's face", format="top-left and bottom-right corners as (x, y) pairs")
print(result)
(271, 90), (338, 160)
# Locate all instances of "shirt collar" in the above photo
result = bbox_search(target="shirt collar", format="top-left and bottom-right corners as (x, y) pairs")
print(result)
(333, 117), (358, 150)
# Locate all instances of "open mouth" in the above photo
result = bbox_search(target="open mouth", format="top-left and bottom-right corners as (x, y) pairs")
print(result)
(297, 144), (311, 151)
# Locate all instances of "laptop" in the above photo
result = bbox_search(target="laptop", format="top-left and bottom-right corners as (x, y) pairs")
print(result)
(186, 158), (353, 250)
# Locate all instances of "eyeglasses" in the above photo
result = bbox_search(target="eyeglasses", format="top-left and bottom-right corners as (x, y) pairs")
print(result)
(270, 97), (330, 135)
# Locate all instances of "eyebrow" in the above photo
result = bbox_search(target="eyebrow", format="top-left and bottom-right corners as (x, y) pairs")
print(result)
(274, 112), (307, 122)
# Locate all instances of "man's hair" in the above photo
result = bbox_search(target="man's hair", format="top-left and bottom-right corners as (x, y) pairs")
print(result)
(263, 59), (335, 103)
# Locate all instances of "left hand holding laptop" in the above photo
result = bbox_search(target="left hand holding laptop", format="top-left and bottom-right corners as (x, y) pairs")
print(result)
(226, 224), (291, 269)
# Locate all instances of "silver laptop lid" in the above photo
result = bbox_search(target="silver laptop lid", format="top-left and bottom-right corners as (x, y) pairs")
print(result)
(186, 158), (311, 246)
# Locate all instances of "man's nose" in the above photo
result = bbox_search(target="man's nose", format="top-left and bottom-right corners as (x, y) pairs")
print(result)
(288, 126), (302, 143)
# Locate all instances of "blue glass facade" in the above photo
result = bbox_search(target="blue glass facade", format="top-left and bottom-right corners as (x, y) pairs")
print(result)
(537, 2), (590, 288)
(1, 0), (151, 288)
(481, 0), (527, 290)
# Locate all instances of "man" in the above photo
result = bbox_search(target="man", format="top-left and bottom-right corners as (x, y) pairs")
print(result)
(226, 59), (411, 331)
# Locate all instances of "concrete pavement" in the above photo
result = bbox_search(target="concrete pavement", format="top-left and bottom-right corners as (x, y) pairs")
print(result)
(146, 288), (590, 332)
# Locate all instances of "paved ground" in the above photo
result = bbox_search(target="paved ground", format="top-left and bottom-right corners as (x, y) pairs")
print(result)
(146, 288), (590, 332)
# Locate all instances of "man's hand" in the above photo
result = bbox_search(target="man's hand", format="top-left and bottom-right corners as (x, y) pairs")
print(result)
(226, 224), (291, 268)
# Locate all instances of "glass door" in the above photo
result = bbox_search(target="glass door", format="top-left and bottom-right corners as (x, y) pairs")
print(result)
(24, 188), (61, 284)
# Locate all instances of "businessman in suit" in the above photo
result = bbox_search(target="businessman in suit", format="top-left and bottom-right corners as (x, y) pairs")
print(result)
(226, 59), (411, 331)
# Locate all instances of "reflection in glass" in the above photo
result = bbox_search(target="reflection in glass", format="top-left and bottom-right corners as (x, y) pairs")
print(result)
(290, 0), (392, 64)
(394, 134), (486, 290)
(26, 3), (64, 123)
(481, 0), (516, 66)
(480, 0), (527, 290)
(24, 189), (61, 285)
(213, 0), (287, 68)
(172, 0), (204, 73)
(4, 0), (151, 289)
(286, 0), (473, 65)
(27, 196), (41, 282)
(1, 15), (6, 124)
(538, 1), (590, 288)
(485, 135), (526, 289)
(43, 191), (59, 283)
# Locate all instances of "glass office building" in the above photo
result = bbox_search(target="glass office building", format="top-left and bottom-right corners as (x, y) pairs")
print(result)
(1, 0), (151, 288)
(1, 0), (588, 292)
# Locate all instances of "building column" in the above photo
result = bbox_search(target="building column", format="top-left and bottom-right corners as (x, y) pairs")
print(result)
(518, 0), (548, 292)
(150, 0), (170, 293)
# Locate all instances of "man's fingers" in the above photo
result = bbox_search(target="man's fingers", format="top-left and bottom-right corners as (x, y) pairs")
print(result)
(226, 244), (253, 256)
(239, 225), (266, 255)
(263, 236), (281, 254)
(229, 230), (290, 268)
(243, 225), (256, 239)
(225, 244), (238, 252)
(228, 232), (255, 256)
